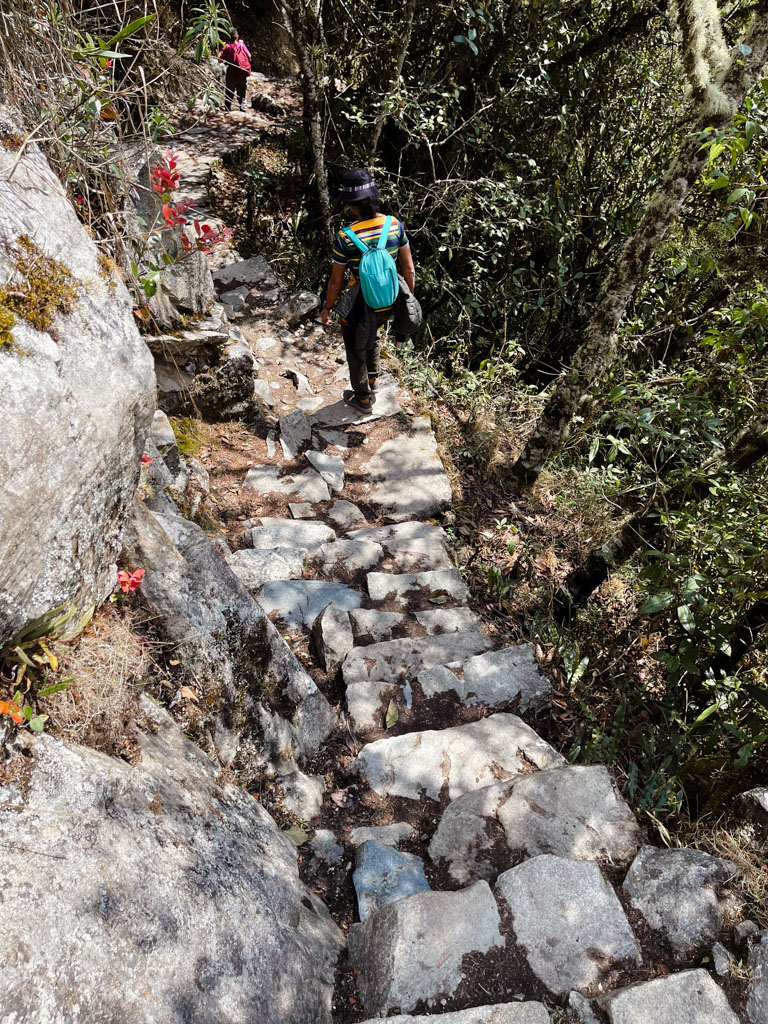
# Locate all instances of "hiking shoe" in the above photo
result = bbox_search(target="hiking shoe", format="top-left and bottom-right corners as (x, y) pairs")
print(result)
(344, 392), (372, 413)
(368, 375), (380, 392)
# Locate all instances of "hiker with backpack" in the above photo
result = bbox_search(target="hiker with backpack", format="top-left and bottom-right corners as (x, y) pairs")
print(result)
(218, 29), (251, 112)
(321, 168), (419, 413)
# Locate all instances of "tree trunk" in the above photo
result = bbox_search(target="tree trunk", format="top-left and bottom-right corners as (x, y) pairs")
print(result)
(512, 6), (768, 485)
(555, 419), (768, 615)
(277, 0), (333, 244)
(370, 0), (417, 156)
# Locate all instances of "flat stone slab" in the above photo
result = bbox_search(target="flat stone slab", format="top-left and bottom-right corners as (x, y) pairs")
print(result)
(328, 499), (367, 530)
(278, 408), (313, 459)
(319, 428), (352, 450)
(358, 1006), (551, 1024)
(309, 376), (402, 426)
(349, 823), (415, 848)
(347, 679), (399, 734)
(415, 607), (484, 634)
(257, 580), (362, 629)
(306, 450), (345, 492)
(312, 603), (354, 676)
(297, 395), (324, 413)
(226, 547), (305, 589)
(317, 539), (383, 574)
(418, 644), (549, 712)
(348, 881), (503, 1016)
(349, 608), (405, 642)
(249, 519), (336, 553)
(213, 256), (277, 290)
(353, 713), (565, 802)
(243, 464), (330, 502)
(430, 765), (641, 886)
(747, 929), (768, 1024)
(348, 521), (453, 572)
(289, 502), (314, 519)
(353, 840), (431, 921)
(622, 846), (735, 957)
(367, 568), (468, 607)
(284, 367), (313, 394)
(366, 421), (452, 521)
(597, 969), (740, 1024)
(280, 769), (325, 820)
(310, 829), (343, 866)
(497, 855), (640, 996)
(342, 632), (493, 686)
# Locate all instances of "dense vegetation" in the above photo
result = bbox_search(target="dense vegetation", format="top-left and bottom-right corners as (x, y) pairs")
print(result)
(2, 0), (767, 830)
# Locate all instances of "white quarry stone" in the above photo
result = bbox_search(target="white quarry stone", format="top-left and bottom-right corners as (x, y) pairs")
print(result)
(297, 395), (324, 413)
(747, 929), (768, 1024)
(243, 464), (330, 502)
(366, 422), (453, 521)
(597, 970), (740, 1024)
(310, 829), (344, 865)
(309, 377), (402, 426)
(623, 846), (735, 956)
(346, 680), (399, 734)
(367, 568), (468, 607)
(353, 840), (431, 920)
(278, 408), (313, 459)
(430, 765), (641, 886)
(289, 502), (314, 519)
(317, 539), (384, 573)
(349, 609), (405, 642)
(281, 769), (325, 820)
(497, 855), (640, 996)
(306, 450), (345, 492)
(256, 335), (278, 351)
(349, 823), (416, 848)
(415, 607), (484, 634)
(225, 547), (305, 589)
(418, 645), (549, 712)
(358, 1006), (551, 1024)
(265, 429), (278, 458)
(151, 409), (180, 473)
(213, 255), (278, 290)
(219, 285), (249, 310)
(348, 521), (454, 571)
(249, 520), (336, 553)
(348, 881), (503, 1016)
(342, 632), (493, 686)
(312, 604), (354, 676)
(353, 714), (565, 802)
(257, 580), (362, 629)
(328, 499), (367, 529)
(284, 367), (314, 394)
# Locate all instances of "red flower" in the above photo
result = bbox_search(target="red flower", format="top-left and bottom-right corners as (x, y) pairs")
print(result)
(117, 568), (145, 593)
(140, 453), (153, 465)
(75, 195), (85, 205)
(105, 59), (113, 68)
(0, 699), (23, 724)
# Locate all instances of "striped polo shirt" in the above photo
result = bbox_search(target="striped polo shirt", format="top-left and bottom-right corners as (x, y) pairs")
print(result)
(332, 215), (409, 284)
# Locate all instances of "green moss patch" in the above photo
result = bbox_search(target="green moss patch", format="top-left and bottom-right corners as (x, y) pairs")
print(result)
(6, 234), (79, 334)
(0, 290), (20, 353)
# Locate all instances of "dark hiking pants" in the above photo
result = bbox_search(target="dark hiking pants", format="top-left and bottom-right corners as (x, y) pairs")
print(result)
(225, 69), (247, 110)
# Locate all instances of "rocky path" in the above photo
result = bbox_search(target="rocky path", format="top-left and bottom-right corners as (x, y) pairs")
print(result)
(147, 91), (763, 1024)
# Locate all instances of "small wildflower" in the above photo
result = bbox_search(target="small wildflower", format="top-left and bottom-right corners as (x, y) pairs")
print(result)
(117, 568), (145, 593)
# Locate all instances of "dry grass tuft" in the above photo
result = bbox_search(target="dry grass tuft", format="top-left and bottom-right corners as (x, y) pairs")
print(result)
(42, 606), (150, 757)
(690, 820), (768, 928)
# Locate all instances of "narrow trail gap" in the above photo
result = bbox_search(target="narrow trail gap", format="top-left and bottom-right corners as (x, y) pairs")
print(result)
(160, 74), (751, 1024)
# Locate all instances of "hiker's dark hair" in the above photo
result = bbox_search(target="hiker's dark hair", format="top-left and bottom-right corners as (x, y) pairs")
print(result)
(352, 197), (382, 220)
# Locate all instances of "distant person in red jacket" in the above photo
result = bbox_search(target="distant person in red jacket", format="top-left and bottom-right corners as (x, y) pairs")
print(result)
(218, 29), (251, 112)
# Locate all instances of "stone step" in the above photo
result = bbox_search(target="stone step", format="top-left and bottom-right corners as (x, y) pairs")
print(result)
(316, 538), (383, 574)
(243, 464), (330, 502)
(256, 579), (362, 629)
(353, 840), (430, 921)
(348, 606), (485, 643)
(348, 881), (502, 1017)
(358, 1006), (550, 1024)
(363, 415), (453, 522)
(347, 521), (453, 572)
(428, 764), (642, 886)
(346, 643), (550, 736)
(351, 713), (564, 803)
(597, 969), (741, 1024)
(342, 631), (493, 686)
(366, 568), (468, 608)
(248, 519), (335, 553)
(225, 547), (305, 590)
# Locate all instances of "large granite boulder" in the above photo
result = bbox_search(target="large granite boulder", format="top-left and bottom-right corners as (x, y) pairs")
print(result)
(0, 107), (155, 645)
(122, 502), (336, 776)
(0, 699), (344, 1023)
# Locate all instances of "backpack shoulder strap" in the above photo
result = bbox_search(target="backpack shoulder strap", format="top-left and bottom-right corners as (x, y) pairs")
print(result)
(342, 226), (370, 254)
(377, 215), (393, 250)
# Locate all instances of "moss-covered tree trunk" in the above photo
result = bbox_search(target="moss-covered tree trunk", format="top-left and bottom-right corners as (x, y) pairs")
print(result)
(512, 6), (768, 484)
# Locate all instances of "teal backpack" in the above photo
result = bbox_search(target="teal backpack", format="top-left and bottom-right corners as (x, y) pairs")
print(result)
(342, 215), (399, 311)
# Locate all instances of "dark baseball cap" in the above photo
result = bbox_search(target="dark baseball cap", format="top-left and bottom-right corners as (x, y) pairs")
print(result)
(339, 168), (379, 201)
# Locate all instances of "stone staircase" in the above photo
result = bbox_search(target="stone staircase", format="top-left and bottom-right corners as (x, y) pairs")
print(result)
(153, 107), (762, 1024)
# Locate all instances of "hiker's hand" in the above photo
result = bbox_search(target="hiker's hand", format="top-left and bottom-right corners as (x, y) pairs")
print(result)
(321, 307), (331, 327)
